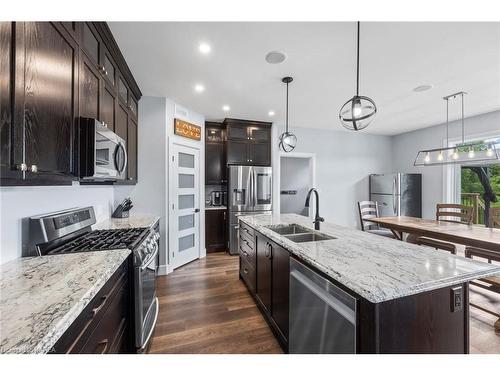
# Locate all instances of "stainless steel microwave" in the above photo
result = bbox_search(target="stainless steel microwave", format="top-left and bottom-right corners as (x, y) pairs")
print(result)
(79, 118), (127, 181)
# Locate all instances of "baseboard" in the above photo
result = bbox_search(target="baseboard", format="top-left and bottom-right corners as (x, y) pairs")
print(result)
(157, 264), (170, 276)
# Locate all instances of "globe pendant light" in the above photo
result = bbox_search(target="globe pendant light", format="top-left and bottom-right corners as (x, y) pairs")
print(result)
(279, 76), (297, 152)
(339, 21), (377, 131)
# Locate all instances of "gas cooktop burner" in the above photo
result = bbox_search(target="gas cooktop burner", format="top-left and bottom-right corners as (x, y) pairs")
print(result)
(48, 228), (147, 255)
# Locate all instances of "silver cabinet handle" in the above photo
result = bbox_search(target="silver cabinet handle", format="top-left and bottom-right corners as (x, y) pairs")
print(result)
(30, 165), (38, 173)
(17, 163), (27, 171)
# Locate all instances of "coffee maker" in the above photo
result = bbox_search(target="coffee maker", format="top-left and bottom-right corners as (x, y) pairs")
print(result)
(210, 191), (226, 206)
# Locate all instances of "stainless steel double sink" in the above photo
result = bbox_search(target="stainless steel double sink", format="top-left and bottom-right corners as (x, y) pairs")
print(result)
(265, 224), (336, 243)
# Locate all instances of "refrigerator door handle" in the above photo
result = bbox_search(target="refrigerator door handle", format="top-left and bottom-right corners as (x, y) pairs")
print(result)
(253, 169), (257, 208)
(392, 177), (397, 215)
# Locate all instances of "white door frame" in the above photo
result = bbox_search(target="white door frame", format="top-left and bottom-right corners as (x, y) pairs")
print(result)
(443, 130), (500, 204)
(167, 136), (203, 271)
(277, 152), (316, 217)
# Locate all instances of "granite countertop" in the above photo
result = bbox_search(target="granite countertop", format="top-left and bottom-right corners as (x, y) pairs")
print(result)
(205, 205), (227, 210)
(0, 250), (130, 354)
(239, 213), (500, 303)
(93, 213), (160, 231)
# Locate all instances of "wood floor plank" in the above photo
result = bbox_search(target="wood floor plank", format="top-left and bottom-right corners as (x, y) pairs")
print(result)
(149, 252), (499, 354)
(148, 252), (283, 354)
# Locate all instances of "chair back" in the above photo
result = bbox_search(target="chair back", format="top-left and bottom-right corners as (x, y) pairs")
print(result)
(358, 201), (380, 231)
(489, 207), (500, 228)
(436, 203), (474, 225)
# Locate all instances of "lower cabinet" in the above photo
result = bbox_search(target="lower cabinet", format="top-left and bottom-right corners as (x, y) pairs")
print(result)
(205, 209), (227, 252)
(50, 258), (132, 354)
(250, 232), (290, 349)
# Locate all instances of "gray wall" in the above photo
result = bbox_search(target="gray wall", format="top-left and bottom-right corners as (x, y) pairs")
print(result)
(391, 110), (500, 219)
(0, 184), (114, 264)
(273, 125), (394, 228)
(280, 157), (310, 216)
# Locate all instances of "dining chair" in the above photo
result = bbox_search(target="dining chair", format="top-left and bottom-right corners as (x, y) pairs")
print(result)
(489, 206), (500, 228)
(464, 244), (500, 332)
(414, 203), (474, 255)
(358, 201), (395, 239)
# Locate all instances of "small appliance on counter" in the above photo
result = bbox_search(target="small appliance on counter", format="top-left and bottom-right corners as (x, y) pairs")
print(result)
(112, 197), (133, 218)
(210, 190), (227, 206)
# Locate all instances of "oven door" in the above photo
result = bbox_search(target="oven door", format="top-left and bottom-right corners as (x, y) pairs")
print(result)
(135, 243), (159, 350)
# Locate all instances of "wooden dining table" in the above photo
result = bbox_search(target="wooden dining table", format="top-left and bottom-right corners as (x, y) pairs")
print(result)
(365, 216), (500, 253)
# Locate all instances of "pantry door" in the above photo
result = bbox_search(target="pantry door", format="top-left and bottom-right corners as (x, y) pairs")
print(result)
(169, 142), (200, 269)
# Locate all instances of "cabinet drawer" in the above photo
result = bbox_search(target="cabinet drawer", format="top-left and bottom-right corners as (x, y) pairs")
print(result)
(240, 229), (254, 248)
(51, 260), (129, 353)
(239, 239), (256, 268)
(240, 257), (256, 293)
(80, 281), (128, 354)
(240, 222), (254, 239)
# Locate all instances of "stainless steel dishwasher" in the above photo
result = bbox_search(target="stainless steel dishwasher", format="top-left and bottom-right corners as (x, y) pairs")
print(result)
(289, 258), (357, 353)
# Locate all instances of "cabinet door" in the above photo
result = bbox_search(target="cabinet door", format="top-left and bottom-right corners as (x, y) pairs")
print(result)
(206, 124), (223, 142)
(80, 53), (101, 120)
(248, 142), (270, 166)
(81, 22), (100, 66)
(128, 94), (138, 119)
(22, 22), (76, 180)
(256, 234), (272, 312)
(0, 22), (23, 181)
(117, 75), (129, 105)
(227, 140), (249, 165)
(100, 45), (116, 87)
(127, 117), (137, 182)
(249, 126), (270, 142)
(101, 83), (116, 131)
(227, 124), (249, 140)
(205, 209), (227, 251)
(271, 243), (290, 341)
(115, 102), (128, 142)
(205, 142), (224, 184)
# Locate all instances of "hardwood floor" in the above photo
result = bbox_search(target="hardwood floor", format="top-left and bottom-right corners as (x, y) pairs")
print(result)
(149, 252), (499, 354)
(148, 252), (283, 354)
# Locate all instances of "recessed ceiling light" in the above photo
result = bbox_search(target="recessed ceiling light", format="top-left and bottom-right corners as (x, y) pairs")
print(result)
(222, 105), (230, 112)
(194, 84), (205, 93)
(268, 111), (275, 117)
(265, 51), (287, 64)
(413, 84), (433, 92)
(198, 43), (211, 54)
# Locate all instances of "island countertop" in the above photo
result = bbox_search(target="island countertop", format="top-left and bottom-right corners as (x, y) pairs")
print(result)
(0, 250), (130, 354)
(238, 213), (500, 303)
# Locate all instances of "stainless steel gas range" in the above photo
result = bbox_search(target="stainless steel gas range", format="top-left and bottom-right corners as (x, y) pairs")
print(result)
(26, 206), (159, 353)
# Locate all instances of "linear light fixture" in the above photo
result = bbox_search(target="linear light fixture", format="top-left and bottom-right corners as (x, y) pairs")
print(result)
(414, 92), (499, 166)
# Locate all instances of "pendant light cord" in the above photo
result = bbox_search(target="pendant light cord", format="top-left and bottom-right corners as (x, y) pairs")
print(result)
(285, 81), (289, 133)
(356, 21), (360, 96)
(446, 99), (449, 148)
(461, 92), (465, 144)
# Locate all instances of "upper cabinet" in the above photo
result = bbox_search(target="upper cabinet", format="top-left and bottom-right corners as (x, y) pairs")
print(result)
(205, 122), (226, 185)
(224, 118), (272, 166)
(0, 22), (142, 186)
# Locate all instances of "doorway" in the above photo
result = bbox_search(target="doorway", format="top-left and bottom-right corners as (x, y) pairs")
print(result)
(169, 141), (201, 270)
(279, 153), (316, 216)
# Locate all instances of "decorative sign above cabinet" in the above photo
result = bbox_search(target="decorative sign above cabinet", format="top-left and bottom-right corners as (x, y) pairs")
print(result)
(174, 118), (201, 141)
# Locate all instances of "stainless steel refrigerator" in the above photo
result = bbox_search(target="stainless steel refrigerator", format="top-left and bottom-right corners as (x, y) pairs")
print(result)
(369, 173), (422, 218)
(228, 165), (272, 255)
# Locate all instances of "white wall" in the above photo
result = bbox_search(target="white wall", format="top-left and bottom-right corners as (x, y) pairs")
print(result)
(0, 184), (114, 264)
(273, 125), (394, 228)
(392, 110), (500, 219)
(280, 156), (311, 215)
(114, 96), (205, 274)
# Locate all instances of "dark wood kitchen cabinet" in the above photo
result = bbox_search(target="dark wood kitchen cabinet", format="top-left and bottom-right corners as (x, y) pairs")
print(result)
(224, 118), (271, 166)
(0, 21), (142, 186)
(253, 232), (290, 349)
(51, 258), (132, 354)
(205, 209), (227, 252)
(205, 121), (227, 185)
(1, 22), (78, 185)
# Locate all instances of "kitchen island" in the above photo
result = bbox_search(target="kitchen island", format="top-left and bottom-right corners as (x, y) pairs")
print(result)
(238, 213), (500, 354)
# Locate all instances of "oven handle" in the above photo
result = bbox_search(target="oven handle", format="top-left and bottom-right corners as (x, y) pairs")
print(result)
(140, 243), (158, 271)
(117, 142), (128, 175)
(140, 297), (159, 351)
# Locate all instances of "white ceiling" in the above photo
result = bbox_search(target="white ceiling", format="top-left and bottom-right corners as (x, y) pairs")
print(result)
(109, 22), (500, 136)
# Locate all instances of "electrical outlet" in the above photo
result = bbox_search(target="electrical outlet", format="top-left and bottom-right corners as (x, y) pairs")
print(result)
(450, 286), (463, 312)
